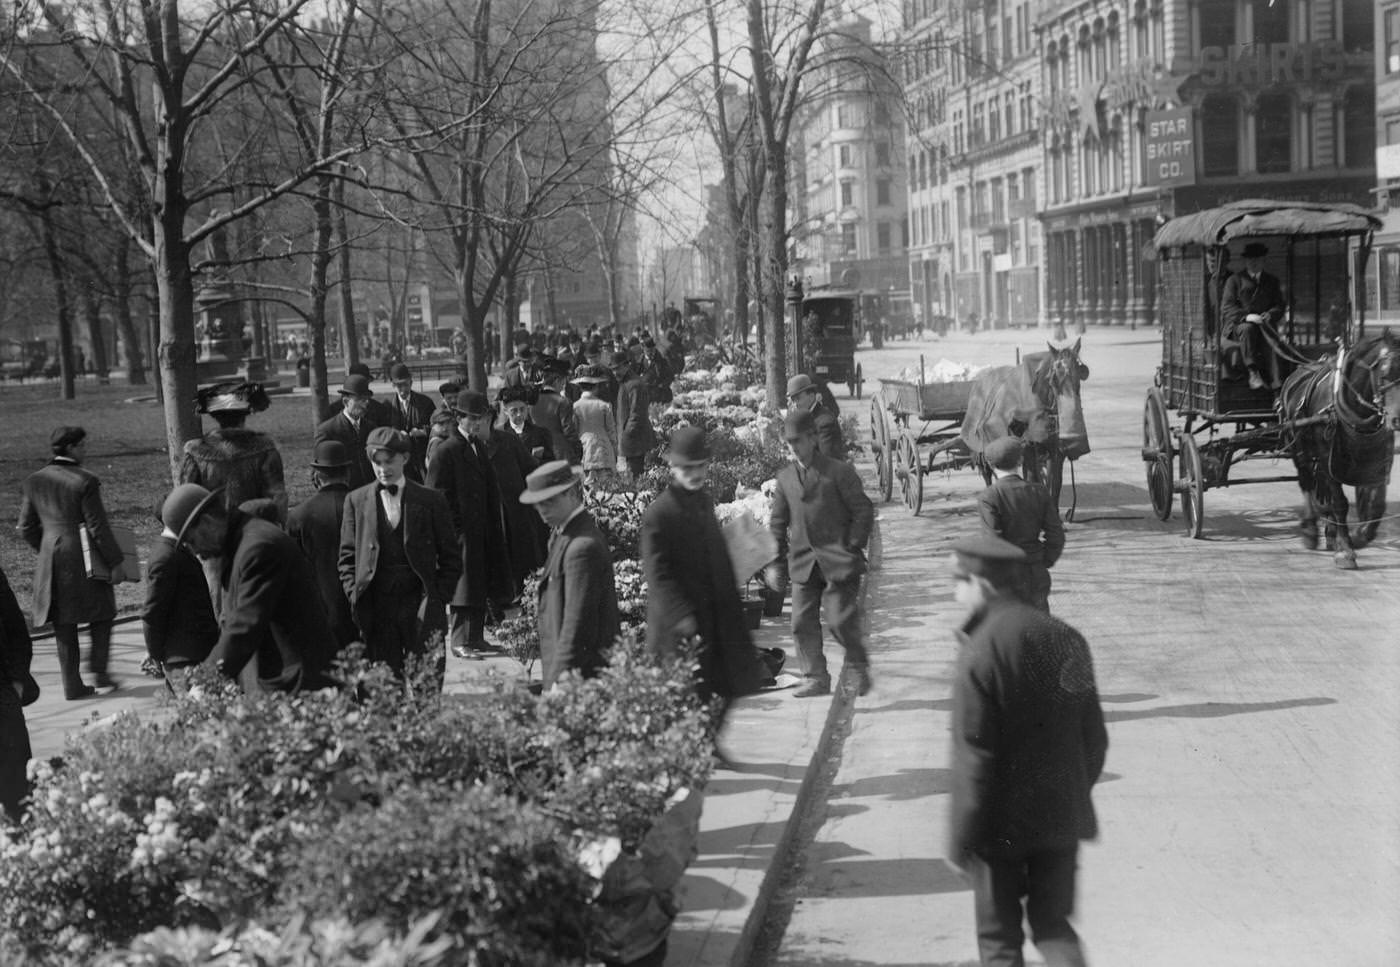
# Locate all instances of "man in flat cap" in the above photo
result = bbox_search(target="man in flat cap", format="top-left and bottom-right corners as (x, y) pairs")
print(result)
(287, 441), (358, 651)
(315, 374), (381, 490)
(768, 410), (874, 698)
(339, 428), (460, 679)
(947, 533), (1107, 967)
(520, 460), (619, 689)
(383, 363), (435, 481)
(166, 483), (336, 693)
(786, 374), (846, 461)
(977, 435), (1065, 612)
(1220, 241), (1286, 390)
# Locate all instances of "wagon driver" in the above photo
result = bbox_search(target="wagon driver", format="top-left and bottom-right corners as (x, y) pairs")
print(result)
(1220, 241), (1286, 391)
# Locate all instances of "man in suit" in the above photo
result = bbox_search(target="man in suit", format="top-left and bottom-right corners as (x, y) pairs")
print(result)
(786, 374), (846, 461)
(286, 440), (358, 651)
(519, 461), (619, 689)
(168, 483), (335, 693)
(0, 563), (39, 820)
(530, 359), (579, 465)
(315, 374), (380, 490)
(339, 428), (460, 677)
(426, 391), (513, 659)
(383, 363), (435, 481)
(947, 533), (1107, 967)
(144, 494), (220, 688)
(328, 363), (393, 425)
(767, 410), (873, 698)
(976, 436), (1065, 612)
(613, 353), (655, 479)
(503, 330), (536, 387)
(1220, 241), (1287, 390)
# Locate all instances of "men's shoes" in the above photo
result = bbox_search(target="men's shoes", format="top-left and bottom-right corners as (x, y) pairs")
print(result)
(450, 643), (480, 660)
(848, 666), (872, 697)
(65, 685), (97, 701)
(792, 678), (831, 698)
(94, 674), (120, 690)
(1247, 370), (1265, 390)
(140, 657), (164, 679)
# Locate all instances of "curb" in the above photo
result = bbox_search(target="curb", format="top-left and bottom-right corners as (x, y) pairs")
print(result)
(723, 510), (885, 967)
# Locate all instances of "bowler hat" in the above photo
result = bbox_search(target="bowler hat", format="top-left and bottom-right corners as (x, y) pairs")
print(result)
(389, 362), (413, 382)
(339, 374), (373, 399)
(786, 374), (816, 399)
(984, 436), (1024, 471)
(310, 439), (352, 469)
(348, 362), (373, 379)
(454, 390), (492, 417)
(518, 460), (583, 504)
(365, 427), (410, 456)
(950, 534), (1028, 586)
(667, 426), (711, 465)
(162, 483), (224, 545)
(783, 410), (816, 439)
(1242, 242), (1269, 259)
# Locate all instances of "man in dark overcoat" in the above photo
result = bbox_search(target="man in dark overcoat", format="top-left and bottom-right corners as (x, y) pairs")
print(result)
(767, 411), (872, 698)
(382, 362), (436, 481)
(786, 374), (846, 461)
(614, 354), (655, 480)
(976, 436), (1065, 612)
(641, 428), (767, 711)
(520, 461), (619, 689)
(531, 359), (580, 464)
(286, 441), (358, 651)
(1220, 241), (1287, 390)
(0, 563), (39, 821)
(482, 410), (548, 592)
(947, 533), (1107, 967)
(143, 497), (219, 686)
(340, 429), (460, 677)
(314, 374), (381, 490)
(426, 392), (513, 658)
(169, 484), (336, 693)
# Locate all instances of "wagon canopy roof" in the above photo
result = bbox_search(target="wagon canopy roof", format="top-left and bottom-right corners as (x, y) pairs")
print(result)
(1153, 199), (1382, 251)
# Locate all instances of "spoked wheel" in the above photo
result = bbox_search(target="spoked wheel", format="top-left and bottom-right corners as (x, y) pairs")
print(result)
(1143, 388), (1174, 521)
(1178, 430), (1204, 539)
(898, 433), (923, 516)
(853, 362), (863, 399)
(869, 395), (893, 503)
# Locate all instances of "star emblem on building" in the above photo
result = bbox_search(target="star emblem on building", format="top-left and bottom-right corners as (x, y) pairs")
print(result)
(1078, 79), (1102, 142)
(1151, 69), (1185, 109)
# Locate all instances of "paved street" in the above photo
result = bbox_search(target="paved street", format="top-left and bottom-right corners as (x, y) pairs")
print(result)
(767, 327), (1400, 966)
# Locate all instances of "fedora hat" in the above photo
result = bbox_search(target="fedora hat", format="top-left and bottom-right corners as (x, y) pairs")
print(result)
(667, 426), (711, 466)
(310, 439), (352, 469)
(1241, 242), (1269, 259)
(339, 374), (373, 399)
(786, 374), (816, 399)
(162, 483), (224, 545)
(519, 460), (583, 504)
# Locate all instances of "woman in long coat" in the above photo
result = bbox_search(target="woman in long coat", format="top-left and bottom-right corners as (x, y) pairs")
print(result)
(18, 426), (124, 699)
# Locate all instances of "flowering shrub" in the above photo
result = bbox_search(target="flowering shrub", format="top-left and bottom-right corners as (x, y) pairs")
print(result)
(586, 489), (649, 559)
(614, 558), (647, 632)
(715, 480), (777, 528)
(498, 571), (543, 672)
(654, 406), (761, 437)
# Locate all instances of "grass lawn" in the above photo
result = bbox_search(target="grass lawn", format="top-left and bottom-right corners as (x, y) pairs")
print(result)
(1, 379), (328, 625)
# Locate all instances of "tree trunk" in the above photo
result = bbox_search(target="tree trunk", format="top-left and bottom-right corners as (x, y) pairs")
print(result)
(114, 241), (146, 385)
(334, 177), (359, 371)
(454, 243), (487, 392)
(39, 207), (76, 400)
(80, 286), (111, 384)
(153, 217), (203, 484)
(503, 268), (519, 335)
(307, 180), (334, 425)
(543, 261), (559, 333)
(761, 161), (788, 407)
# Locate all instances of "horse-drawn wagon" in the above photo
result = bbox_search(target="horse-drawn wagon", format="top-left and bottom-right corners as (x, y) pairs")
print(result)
(1144, 199), (1400, 566)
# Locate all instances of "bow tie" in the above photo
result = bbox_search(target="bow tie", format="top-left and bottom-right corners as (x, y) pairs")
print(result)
(378, 483), (399, 496)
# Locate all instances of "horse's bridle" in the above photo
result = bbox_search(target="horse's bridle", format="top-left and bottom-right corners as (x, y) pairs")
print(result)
(1332, 342), (1400, 430)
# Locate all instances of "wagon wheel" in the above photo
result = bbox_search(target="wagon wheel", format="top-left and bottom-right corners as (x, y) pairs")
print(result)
(1143, 388), (1174, 521)
(853, 362), (863, 400)
(1178, 431), (1205, 539)
(898, 433), (924, 516)
(869, 395), (893, 502)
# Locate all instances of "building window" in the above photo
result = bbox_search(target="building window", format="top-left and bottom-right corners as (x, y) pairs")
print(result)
(1387, 7), (1400, 74)
(877, 222), (892, 253)
(1343, 85), (1376, 169)
(839, 144), (853, 167)
(902, 218), (910, 250)
(1022, 167), (1036, 209)
(877, 179), (892, 206)
(876, 141), (890, 167)
(1386, 115), (1400, 145)
(840, 180), (854, 207)
(1255, 92), (1292, 174)
(1253, 0), (1290, 46)
(837, 104), (852, 128)
(874, 100), (891, 126)
(989, 98), (1000, 141)
(1011, 222), (1022, 266)
(991, 177), (1005, 222)
(1200, 93), (1238, 177)
(1197, 1), (1234, 50)
(956, 187), (967, 231)
(842, 223), (857, 254)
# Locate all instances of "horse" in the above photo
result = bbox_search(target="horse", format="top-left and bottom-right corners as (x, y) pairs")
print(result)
(1278, 331), (1400, 569)
(962, 339), (1090, 501)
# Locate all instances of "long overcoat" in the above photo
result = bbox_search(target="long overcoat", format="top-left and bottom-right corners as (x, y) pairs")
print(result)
(483, 429), (547, 588)
(179, 428), (287, 523)
(615, 375), (656, 459)
(425, 431), (514, 607)
(286, 484), (358, 649)
(641, 485), (767, 700)
(948, 596), (1108, 863)
(18, 460), (121, 626)
(537, 509), (619, 688)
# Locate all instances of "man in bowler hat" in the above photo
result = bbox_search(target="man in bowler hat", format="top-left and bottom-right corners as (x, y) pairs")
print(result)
(976, 436), (1064, 612)
(767, 410), (873, 697)
(315, 374), (381, 490)
(947, 533), (1107, 967)
(286, 440), (359, 651)
(383, 363), (436, 481)
(340, 428), (460, 677)
(786, 374), (846, 461)
(520, 461), (619, 689)
(1220, 241), (1287, 390)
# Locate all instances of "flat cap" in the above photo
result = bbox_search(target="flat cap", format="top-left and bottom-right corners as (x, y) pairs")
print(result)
(984, 436), (1024, 471)
(365, 426), (410, 456)
(950, 534), (1027, 585)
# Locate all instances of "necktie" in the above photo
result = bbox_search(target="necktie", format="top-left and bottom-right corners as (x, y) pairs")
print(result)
(379, 483), (399, 496)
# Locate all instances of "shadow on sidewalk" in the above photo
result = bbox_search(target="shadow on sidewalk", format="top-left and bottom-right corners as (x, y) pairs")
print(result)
(831, 766), (951, 801)
(1105, 696), (1335, 722)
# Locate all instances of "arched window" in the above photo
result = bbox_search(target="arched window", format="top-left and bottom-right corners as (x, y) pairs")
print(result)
(1343, 85), (1376, 169)
(1107, 12), (1121, 70)
(1255, 92), (1292, 174)
(1093, 19), (1107, 79)
(1197, 0), (1235, 49)
(1047, 40), (1060, 91)
(1201, 93), (1238, 177)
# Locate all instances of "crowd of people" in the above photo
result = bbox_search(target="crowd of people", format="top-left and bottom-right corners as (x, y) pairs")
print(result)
(0, 326), (1109, 967)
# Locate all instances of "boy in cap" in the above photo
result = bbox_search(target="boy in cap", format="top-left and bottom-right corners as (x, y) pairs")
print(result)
(976, 435), (1064, 612)
(767, 410), (874, 697)
(1220, 241), (1286, 390)
(287, 441), (359, 650)
(315, 374), (381, 490)
(947, 533), (1107, 967)
(340, 428), (460, 678)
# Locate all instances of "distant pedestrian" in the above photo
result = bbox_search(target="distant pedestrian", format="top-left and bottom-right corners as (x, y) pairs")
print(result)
(425, 406), (456, 473)
(519, 461), (619, 689)
(286, 441), (359, 652)
(0, 563), (39, 821)
(572, 366), (617, 483)
(482, 409), (548, 593)
(785, 374), (846, 461)
(315, 374), (381, 491)
(976, 436), (1064, 612)
(18, 426), (127, 699)
(613, 354), (655, 480)
(340, 429), (460, 678)
(530, 360), (579, 464)
(503, 330), (536, 386)
(143, 496), (220, 690)
(767, 411), (873, 698)
(383, 362), (436, 482)
(180, 381), (287, 524)
(947, 533), (1107, 967)
(500, 385), (553, 463)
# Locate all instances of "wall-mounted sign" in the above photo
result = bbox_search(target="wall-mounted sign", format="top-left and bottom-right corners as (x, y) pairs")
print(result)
(1142, 108), (1195, 188)
(1191, 41), (1351, 88)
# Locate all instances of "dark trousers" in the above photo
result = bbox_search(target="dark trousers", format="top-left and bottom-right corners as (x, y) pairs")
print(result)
(53, 620), (112, 696)
(790, 564), (866, 686)
(624, 453), (645, 477)
(967, 847), (1087, 967)
(0, 686), (32, 821)
(1018, 563), (1051, 613)
(449, 605), (487, 650)
(1230, 321), (1278, 379)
